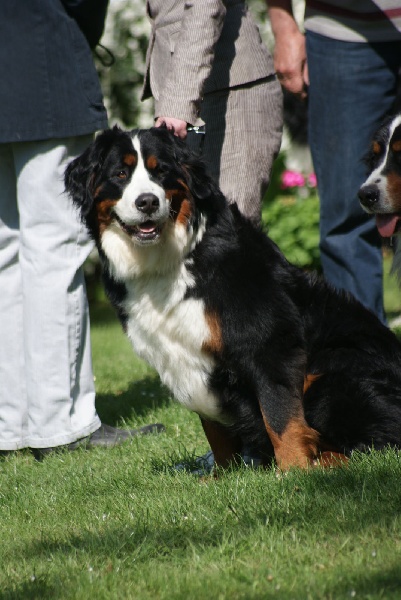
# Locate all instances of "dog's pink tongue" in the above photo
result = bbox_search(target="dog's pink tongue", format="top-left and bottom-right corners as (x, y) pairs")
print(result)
(140, 222), (156, 233)
(375, 214), (400, 238)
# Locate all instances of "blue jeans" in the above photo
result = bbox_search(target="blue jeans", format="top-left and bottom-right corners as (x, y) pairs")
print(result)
(306, 32), (401, 322)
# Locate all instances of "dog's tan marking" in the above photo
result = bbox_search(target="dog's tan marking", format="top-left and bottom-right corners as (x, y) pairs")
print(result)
(177, 177), (189, 191)
(146, 155), (158, 170)
(96, 199), (119, 235)
(176, 198), (192, 226)
(259, 409), (319, 470)
(165, 188), (187, 202)
(391, 140), (401, 154)
(303, 373), (321, 394)
(123, 153), (137, 167)
(313, 451), (349, 468)
(200, 418), (242, 470)
(386, 173), (401, 210)
(203, 311), (223, 355)
(166, 188), (193, 225)
(373, 141), (381, 155)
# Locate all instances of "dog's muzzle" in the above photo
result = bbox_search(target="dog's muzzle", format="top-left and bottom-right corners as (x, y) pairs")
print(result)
(358, 184), (380, 212)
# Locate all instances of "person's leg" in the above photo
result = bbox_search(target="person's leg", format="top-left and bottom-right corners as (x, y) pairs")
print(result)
(198, 77), (283, 223)
(307, 33), (401, 321)
(15, 136), (102, 449)
(0, 144), (28, 450)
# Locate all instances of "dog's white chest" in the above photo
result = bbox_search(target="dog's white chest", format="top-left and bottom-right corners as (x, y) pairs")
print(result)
(123, 267), (222, 421)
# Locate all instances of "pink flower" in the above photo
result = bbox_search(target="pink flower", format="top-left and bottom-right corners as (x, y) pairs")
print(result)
(281, 170), (306, 189)
(307, 173), (317, 188)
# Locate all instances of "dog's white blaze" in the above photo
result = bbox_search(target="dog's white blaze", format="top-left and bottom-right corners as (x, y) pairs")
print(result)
(123, 265), (223, 421)
(364, 115), (401, 207)
(114, 135), (169, 226)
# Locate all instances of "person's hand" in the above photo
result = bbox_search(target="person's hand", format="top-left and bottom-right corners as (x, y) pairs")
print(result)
(155, 117), (188, 139)
(268, 4), (308, 98)
(274, 28), (308, 98)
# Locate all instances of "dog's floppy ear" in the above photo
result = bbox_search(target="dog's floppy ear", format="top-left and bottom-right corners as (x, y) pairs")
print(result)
(64, 140), (100, 218)
(182, 156), (214, 201)
(171, 136), (223, 205)
(64, 125), (126, 218)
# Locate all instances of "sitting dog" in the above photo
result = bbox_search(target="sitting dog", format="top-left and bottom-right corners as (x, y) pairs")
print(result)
(65, 126), (401, 470)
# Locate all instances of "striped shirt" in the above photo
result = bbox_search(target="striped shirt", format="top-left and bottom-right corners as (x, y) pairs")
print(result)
(304, 0), (401, 42)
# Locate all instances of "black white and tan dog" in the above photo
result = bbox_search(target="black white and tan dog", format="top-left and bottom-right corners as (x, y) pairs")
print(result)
(65, 126), (401, 470)
(359, 113), (401, 275)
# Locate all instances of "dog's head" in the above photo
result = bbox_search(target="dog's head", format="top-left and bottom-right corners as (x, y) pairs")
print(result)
(358, 114), (401, 237)
(65, 126), (223, 277)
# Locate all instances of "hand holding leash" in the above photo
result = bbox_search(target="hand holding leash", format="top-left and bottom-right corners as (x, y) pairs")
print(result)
(155, 116), (188, 139)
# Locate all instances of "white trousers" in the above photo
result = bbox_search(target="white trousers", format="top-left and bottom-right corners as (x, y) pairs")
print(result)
(0, 137), (101, 450)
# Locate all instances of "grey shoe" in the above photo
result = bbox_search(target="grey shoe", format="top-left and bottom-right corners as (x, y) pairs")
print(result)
(32, 422), (165, 460)
(86, 423), (165, 447)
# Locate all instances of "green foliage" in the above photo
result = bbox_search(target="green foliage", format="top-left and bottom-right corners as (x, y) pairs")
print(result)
(383, 251), (401, 321)
(97, 0), (153, 128)
(262, 191), (321, 271)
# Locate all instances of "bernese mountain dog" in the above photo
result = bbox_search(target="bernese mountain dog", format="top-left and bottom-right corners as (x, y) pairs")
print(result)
(65, 126), (401, 470)
(358, 113), (401, 237)
(359, 113), (401, 275)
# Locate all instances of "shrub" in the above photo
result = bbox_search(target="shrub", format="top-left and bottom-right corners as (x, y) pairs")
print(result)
(262, 155), (321, 271)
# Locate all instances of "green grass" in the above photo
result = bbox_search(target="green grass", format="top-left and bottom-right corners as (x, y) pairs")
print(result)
(2, 203), (401, 599)
(1, 302), (401, 599)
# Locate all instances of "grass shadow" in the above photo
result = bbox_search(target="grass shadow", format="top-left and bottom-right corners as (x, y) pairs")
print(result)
(0, 580), (60, 600)
(89, 301), (121, 326)
(95, 376), (172, 426)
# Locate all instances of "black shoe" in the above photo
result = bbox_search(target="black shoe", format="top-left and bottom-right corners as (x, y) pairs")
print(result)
(31, 422), (165, 460)
(0, 450), (14, 458)
(85, 423), (165, 447)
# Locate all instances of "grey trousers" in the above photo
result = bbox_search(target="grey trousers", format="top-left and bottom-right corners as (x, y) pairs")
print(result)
(187, 77), (283, 223)
(0, 136), (101, 450)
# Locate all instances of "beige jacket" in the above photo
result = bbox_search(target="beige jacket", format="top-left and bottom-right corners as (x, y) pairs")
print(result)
(142, 0), (275, 125)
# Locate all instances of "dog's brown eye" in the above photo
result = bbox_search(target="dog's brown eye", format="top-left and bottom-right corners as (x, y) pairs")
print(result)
(117, 171), (127, 179)
(391, 140), (401, 154)
(372, 141), (382, 155)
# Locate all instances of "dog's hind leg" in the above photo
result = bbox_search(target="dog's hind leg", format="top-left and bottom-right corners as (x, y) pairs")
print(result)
(200, 418), (242, 469)
(259, 411), (320, 470)
(257, 382), (320, 469)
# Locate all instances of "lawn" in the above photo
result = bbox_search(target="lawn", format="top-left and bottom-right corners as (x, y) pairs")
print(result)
(1, 296), (401, 599)
(1, 219), (401, 599)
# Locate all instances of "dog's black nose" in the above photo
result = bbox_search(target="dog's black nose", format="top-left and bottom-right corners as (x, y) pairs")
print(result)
(135, 193), (160, 214)
(358, 184), (380, 208)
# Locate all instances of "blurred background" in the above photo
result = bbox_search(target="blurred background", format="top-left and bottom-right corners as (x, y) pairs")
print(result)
(89, 0), (400, 319)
